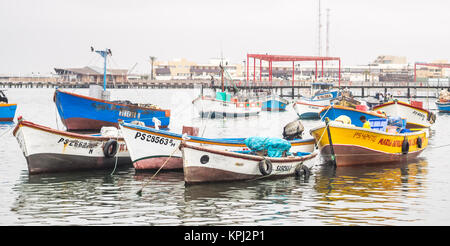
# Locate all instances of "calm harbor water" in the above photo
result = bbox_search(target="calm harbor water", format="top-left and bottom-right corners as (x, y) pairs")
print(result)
(1, 88), (450, 226)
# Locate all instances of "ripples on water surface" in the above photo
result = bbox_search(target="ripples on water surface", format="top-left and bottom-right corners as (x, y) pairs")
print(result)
(1, 88), (450, 226)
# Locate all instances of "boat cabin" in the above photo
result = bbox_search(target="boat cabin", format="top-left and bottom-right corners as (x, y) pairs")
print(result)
(311, 83), (334, 94)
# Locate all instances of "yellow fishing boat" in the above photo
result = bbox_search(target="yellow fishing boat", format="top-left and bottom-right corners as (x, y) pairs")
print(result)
(310, 118), (428, 166)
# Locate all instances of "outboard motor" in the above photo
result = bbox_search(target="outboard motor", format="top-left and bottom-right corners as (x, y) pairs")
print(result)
(0, 91), (8, 103)
(282, 120), (304, 140)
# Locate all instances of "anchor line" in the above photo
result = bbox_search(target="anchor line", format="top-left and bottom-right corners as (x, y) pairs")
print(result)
(429, 143), (450, 149)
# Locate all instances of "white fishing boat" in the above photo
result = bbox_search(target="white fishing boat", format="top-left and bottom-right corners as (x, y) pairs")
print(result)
(193, 63), (262, 118)
(192, 93), (262, 118)
(13, 117), (131, 174)
(181, 140), (317, 184)
(373, 100), (436, 129)
(119, 120), (316, 171)
(293, 82), (340, 119)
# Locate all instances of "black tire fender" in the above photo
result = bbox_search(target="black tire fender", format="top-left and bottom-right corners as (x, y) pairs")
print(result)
(417, 137), (423, 149)
(401, 138), (409, 155)
(258, 159), (272, 176)
(103, 139), (118, 158)
(295, 164), (310, 178)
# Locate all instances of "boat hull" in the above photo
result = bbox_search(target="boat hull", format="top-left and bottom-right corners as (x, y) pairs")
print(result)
(261, 96), (289, 111)
(436, 101), (450, 112)
(319, 105), (386, 127)
(293, 101), (327, 119)
(310, 122), (428, 166)
(0, 104), (17, 121)
(119, 122), (316, 170)
(193, 96), (261, 118)
(13, 120), (131, 174)
(54, 89), (170, 131)
(373, 100), (433, 128)
(182, 143), (317, 184)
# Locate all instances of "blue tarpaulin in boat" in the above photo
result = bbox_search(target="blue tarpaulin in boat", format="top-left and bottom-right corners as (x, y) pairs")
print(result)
(244, 136), (291, 157)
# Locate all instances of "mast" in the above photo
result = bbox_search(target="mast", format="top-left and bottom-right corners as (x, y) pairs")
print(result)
(92, 47), (112, 91)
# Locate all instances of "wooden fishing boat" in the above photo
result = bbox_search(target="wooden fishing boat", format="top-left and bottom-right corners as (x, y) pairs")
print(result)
(436, 89), (450, 112)
(372, 100), (435, 129)
(54, 88), (170, 130)
(310, 120), (428, 167)
(54, 47), (170, 131)
(192, 93), (262, 118)
(261, 94), (290, 111)
(293, 83), (340, 119)
(181, 142), (317, 184)
(319, 105), (386, 127)
(0, 90), (17, 121)
(193, 64), (262, 118)
(119, 121), (316, 170)
(436, 101), (450, 112)
(13, 117), (131, 174)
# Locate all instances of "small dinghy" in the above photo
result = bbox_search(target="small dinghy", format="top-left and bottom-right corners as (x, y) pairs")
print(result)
(181, 136), (317, 184)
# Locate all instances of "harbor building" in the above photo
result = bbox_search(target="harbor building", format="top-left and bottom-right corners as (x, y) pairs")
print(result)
(54, 66), (128, 83)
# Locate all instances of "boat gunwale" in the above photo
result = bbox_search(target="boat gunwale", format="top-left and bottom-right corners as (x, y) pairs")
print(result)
(293, 101), (327, 108)
(181, 142), (317, 163)
(192, 95), (262, 106)
(120, 122), (316, 146)
(54, 89), (170, 113)
(319, 105), (388, 118)
(13, 119), (124, 141)
(309, 121), (427, 137)
(373, 100), (431, 115)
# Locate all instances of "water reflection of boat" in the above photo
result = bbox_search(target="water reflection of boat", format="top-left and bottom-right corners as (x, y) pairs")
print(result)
(314, 158), (428, 200)
(133, 170), (184, 182)
(184, 176), (303, 202)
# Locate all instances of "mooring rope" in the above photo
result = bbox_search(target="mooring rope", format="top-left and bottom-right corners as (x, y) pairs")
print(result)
(136, 143), (181, 196)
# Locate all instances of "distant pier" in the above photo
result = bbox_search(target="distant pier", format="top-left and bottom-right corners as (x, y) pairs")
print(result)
(0, 79), (210, 89)
(1, 79), (449, 99)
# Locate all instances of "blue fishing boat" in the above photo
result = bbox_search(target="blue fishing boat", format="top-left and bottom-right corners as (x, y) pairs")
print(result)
(54, 47), (170, 131)
(0, 90), (17, 122)
(436, 101), (450, 112)
(261, 94), (289, 111)
(319, 105), (387, 127)
(293, 82), (340, 119)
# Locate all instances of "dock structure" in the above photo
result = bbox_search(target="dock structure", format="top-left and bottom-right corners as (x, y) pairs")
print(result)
(1, 78), (449, 100)
(0, 79), (210, 89)
(212, 80), (450, 99)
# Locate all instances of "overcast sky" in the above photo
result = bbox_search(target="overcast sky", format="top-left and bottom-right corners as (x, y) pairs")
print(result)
(0, 0), (449, 75)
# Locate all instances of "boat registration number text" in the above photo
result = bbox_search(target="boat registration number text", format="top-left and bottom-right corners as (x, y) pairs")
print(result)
(134, 132), (176, 146)
(275, 165), (292, 172)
